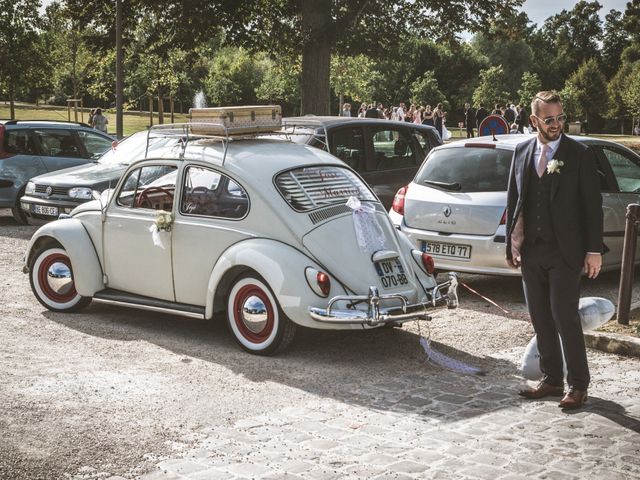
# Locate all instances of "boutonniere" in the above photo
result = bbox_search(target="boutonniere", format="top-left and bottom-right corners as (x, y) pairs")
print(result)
(547, 159), (564, 174)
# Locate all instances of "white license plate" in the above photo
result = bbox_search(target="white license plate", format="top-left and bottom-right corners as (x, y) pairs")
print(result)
(422, 241), (471, 259)
(34, 205), (59, 217)
(374, 259), (409, 290)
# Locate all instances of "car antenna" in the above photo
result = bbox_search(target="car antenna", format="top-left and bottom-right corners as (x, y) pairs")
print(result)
(491, 129), (498, 142)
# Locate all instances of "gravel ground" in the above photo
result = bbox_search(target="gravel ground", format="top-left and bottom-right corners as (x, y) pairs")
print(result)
(1, 208), (638, 480)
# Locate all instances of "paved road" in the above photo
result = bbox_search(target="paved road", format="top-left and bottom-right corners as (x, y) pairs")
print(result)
(1, 211), (639, 480)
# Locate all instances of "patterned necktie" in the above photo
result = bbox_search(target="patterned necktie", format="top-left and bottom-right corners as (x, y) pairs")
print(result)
(537, 143), (550, 178)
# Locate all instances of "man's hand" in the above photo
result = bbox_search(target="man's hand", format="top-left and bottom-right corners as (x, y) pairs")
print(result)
(507, 255), (521, 268)
(584, 253), (602, 279)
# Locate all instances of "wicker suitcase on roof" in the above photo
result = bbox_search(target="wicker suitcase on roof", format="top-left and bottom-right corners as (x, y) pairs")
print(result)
(189, 105), (282, 135)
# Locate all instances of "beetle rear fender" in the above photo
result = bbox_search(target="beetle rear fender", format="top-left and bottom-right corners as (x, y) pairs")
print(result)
(24, 219), (104, 297)
(206, 238), (331, 325)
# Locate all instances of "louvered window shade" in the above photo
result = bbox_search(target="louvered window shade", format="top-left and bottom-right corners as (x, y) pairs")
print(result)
(275, 166), (376, 212)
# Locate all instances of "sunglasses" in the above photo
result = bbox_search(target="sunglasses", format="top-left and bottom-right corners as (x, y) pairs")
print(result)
(533, 113), (567, 126)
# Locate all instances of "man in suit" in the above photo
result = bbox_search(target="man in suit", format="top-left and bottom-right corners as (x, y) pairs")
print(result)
(516, 104), (528, 133)
(464, 103), (475, 138)
(476, 103), (489, 131)
(506, 91), (603, 410)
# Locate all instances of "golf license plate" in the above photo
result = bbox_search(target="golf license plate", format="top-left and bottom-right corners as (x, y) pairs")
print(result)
(422, 241), (471, 259)
(33, 205), (59, 217)
(374, 258), (409, 290)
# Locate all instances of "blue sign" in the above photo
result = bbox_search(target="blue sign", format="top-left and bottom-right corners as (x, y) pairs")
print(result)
(479, 115), (509, 137)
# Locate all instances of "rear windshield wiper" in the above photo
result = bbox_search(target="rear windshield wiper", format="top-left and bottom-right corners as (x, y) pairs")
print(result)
(423, 179), (461, 191)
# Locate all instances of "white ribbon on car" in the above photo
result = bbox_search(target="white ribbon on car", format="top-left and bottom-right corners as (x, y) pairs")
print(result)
(149, 224), (165, 249)
(346, 196), (386, 254)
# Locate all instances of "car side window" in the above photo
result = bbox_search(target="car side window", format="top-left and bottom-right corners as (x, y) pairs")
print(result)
(117, 165), (177, 210)
(3, 129), (38, 155)
(329, 127), (366, 172)
(601, 146), (640, 193)
(181, 166), (249, 219)
(34, 129), (84, 158)
(77, 131), (113, 158)
(371, 128), (416, 171)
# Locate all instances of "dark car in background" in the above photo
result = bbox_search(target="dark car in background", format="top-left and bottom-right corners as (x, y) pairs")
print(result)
(284, 117), (442, 208)
(0, 120), (114, 223)
(20, 130), (180, 224)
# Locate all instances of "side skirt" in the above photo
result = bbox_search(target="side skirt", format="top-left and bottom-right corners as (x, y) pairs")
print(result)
(93, 288), (206, 319)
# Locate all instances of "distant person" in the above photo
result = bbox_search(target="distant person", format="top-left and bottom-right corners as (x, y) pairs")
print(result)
(397, 102), (406, 122)
(516, 104), (529, 133)
(340, 103), (351, 117)
(504, 104), (516, 124)
(492, 103), (502, 115)
(92, 108), (108, 133)
(364, 103), (379, 118)
(476, 103), (489, 130)
(509, 123), (519, 134)
(434, 103), (446, 139)
(634, 123), (640, 136)
(88, 108), (96, 127)
(422, 105), (434, 127)
(464, 102), (475, 138)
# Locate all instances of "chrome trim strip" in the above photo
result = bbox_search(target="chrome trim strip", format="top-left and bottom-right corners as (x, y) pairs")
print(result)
(92, 298), (205, 319)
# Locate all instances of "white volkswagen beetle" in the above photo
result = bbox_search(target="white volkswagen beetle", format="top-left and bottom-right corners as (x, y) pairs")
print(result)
(23, 107), (458, 355)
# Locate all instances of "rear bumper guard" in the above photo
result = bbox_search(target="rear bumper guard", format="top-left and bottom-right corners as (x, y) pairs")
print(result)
(308, 272), (458, 326)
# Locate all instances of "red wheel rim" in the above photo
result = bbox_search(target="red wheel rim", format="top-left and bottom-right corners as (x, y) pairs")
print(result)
(37, 253), (78, 303)
(233, 284), (275, 343)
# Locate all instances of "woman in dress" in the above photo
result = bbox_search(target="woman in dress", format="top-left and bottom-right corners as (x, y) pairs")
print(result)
(434, 103), (446, 139)
(422, 105), (434, 127)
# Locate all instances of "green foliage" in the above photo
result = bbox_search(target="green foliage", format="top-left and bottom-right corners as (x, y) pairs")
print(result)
(601, 9), (629, 78)
(256, 58), (300, 113)
(622, 63), (640, 118)
(409, 71), (446, 107)
(564, 58), (608, 123)
(331, 55), (380, 104)
(517, 71), (541, 108)
(559, 82), (583, 120)
(472, 65), (510, 108)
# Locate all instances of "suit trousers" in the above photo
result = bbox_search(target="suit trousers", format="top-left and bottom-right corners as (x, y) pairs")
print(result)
(520, 239), (590, 390)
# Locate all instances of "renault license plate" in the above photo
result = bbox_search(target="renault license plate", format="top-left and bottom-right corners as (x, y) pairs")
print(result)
(375, 258), (409, 289)
(422, 241), (471, 259)
(34, 205), (59, 217)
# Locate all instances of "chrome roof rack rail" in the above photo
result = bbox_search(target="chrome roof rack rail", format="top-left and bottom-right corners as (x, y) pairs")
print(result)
(281, 118), (329, 151)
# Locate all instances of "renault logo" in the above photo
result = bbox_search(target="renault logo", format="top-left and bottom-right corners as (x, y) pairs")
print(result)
(45, 186), (53, 197)
(443, 206), (452, 217)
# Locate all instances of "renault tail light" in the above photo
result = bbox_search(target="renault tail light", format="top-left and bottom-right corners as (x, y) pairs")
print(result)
(392, 185), (408, 215)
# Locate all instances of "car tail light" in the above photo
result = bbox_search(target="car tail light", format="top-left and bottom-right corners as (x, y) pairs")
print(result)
(392, 185), (408, 215)
(305, 267), (331, 297)
(421, 253), (435, 274)
(500, 209), (507, 225)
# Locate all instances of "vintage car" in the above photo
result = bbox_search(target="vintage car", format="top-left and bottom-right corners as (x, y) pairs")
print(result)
(23, 106), (458, 355)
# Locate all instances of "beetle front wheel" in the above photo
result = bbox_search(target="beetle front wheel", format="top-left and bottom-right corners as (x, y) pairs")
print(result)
(29, 246), (91, 312)
(226, 275), (296, 355)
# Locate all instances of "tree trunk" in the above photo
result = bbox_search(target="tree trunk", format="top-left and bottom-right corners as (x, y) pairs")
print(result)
(300, 0), (333, 116)
(158, 91), (164, 125)
(9, 84), (15, 120)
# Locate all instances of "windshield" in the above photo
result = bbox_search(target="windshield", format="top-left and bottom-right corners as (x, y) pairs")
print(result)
(97, 132), (179, 166)
(416, 147), (513, 193)
(275, 165), (376, 212)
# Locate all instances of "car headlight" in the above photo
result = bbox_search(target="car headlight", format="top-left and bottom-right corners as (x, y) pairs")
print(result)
(68, 187), (93, 200)
(25, 181), (36, 194)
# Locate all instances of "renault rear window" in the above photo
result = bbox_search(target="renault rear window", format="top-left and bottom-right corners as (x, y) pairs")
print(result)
(416, 147), (513, 192)
(275, 165), (376, 212)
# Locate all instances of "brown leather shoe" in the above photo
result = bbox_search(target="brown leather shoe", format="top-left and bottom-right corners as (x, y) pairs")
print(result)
(519, 381), (564, 399)
(559, 387), (588, 409)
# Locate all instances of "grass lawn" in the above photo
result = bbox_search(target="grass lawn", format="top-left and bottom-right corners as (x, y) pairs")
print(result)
(0, 103), (189, 137)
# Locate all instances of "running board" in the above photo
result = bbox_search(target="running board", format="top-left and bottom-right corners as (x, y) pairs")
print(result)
(92, 289), (206, 319)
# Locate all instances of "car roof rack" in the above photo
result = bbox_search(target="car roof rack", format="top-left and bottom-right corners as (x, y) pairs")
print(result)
(2, 119), (93, 128)
(146, 120), (327, 166)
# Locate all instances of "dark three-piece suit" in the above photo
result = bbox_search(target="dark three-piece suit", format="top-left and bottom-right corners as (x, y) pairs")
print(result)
(506, 134), (603, 390)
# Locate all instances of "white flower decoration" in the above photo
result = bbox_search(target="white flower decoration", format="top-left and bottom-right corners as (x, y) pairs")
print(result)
(154, 210), (173, 232)
(547, 159), (564, 174)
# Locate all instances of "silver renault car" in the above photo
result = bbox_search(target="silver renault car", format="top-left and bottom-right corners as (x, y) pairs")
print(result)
(389, 134), (640, 276)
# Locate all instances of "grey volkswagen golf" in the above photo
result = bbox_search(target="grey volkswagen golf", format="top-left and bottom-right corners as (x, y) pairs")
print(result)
(0, 120), (113, 223)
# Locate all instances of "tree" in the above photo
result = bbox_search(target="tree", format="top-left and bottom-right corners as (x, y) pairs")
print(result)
(331, 54), (380, 110)
(409, 71), (446, 107)
(472, 66), (510, 109)
(0, 0), (44, 118)
(559, 83), (583, 121)
(517, 71), (541, 108)
(564, 58), (608, 129)
(621, 63), (640, 120)
(601, 9), (629, 78)
(256, 58), (301, 115)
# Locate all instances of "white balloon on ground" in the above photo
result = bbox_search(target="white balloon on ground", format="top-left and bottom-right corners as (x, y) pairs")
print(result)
(520, 297), (615, 381)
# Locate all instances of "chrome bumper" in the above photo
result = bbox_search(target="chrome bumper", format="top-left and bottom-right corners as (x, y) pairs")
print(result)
(308, 273), (458, 326)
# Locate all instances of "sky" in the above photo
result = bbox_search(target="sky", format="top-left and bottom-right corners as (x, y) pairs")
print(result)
(521, 0), (629, 27)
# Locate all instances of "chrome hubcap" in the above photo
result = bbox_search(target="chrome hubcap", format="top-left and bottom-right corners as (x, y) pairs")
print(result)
(241, 295), (268, 334)
(46, 262), (74, 296)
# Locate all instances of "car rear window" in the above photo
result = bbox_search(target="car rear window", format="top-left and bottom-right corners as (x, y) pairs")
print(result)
(416, 147), (513, 192)
(275, 165), (376, 212)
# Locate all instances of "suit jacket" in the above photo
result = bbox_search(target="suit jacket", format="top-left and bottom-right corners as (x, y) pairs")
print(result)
(506, 134), (603, 268)
(475, 108), (489, 127)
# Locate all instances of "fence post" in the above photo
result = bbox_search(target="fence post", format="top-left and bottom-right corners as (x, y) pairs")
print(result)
(617, 203), (640, 325)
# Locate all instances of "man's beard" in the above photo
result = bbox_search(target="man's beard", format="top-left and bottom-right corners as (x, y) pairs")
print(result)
(539, 126), (562, 142)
